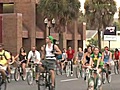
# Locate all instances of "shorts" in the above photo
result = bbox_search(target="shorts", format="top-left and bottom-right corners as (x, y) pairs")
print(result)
(21, 60), (27, 64)
(0, 65), (7, 71)
(104, 59), (109, 63)
(41, 59), (56, 70)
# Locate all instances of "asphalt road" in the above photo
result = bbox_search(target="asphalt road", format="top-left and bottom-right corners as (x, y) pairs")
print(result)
(7, 71), (120, 90)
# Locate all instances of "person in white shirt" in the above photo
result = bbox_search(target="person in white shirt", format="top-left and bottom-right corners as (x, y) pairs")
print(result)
(27, 46), (41, 82)
(41, 36), (61, 90)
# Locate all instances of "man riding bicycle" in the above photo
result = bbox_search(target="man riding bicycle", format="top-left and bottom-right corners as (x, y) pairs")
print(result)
(102, 46), (112, 74)
(0, 44), (10, 84)
(89, 47), (103, 74)
(27, 46), (41, 83)
(40, 36), (61, 90)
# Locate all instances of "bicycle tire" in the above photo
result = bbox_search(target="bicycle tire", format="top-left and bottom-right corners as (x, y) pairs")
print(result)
(14, 68), (20, 82)
(106, 74), (111, 83)
(75, 65), (80, 78)
(27, 69), (34, 85)
(65, 63), (70, 77)
(0, 80), (7, 90)
(102, 72), (106, 84)
(38, 73), (46, 90)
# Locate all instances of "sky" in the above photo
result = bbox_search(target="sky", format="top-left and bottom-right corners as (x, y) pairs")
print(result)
(79, 0), (120, 18)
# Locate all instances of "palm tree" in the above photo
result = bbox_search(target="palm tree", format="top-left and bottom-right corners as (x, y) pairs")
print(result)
(37, 0), (80, 33)
(84, 0), (117, 49)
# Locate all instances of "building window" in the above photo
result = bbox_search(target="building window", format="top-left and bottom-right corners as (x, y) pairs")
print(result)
(3, 3), (14, 13)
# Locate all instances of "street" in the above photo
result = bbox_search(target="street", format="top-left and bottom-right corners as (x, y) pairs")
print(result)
(7, 72), (120, 90)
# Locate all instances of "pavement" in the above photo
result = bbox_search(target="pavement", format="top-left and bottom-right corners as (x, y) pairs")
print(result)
(6, 66), (120, 90)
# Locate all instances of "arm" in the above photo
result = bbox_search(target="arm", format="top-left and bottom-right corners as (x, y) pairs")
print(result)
(27, 51), (31, 65)
(109, 52), (112, 62)
(54, 45), (62, 55)
(83, 53), (87, 65)
(89, 57), (93, 67)
(14, 54), (19, 60)
(101, 52), (104, 62)
(96, 57), (101, 68)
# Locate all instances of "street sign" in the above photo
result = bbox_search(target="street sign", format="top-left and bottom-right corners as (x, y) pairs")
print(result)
(104, 26), (117, 41)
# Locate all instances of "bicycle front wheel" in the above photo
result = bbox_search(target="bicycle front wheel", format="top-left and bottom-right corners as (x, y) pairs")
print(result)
(27, 69), (34, 85)
(14, 68), (20, 82)
(75, 65), (80, 78)
(38, 73), (46, 90)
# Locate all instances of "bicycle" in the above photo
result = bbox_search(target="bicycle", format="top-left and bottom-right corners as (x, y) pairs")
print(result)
(0, 65), (7, 90)
(55, 60), (63, 75)
(87, 68), (102, 90)
(75, 60), (85, 78)
(27, 61), (39, 85)
(38, 61), (55, 90)
(114, 60), (119, 74)
(102, 63), (111, 84)
(65, 60), (72, 77)
(14, 60), (27, 81)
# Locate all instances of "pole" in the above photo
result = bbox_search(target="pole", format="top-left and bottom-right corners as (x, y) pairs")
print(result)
(48, 27), (51, 36)
(109, 40), (110, 49)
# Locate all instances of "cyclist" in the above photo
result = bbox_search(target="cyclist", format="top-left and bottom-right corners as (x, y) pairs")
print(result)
(82, 46), (92, 80)
(113, 48), (120, 69)
(83, 45), (92, 66)
(66, 46), (75, 76)
(40, 36), (61, 90)
(27, 46), (41, 82)
(15, 47), (27, 78)
(0, 44), (10, 84)
(90, 47), (102, 72)
(76, 47), (84, 64)
(102, 46), (112, 74)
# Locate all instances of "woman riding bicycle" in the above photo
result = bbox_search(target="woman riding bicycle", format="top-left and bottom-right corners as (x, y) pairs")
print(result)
(15, 47), (27, 78)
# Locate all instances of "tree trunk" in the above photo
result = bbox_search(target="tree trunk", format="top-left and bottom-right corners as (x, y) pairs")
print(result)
(98, 29), (101, 49)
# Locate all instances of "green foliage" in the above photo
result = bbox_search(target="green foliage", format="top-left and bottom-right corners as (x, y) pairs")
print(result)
(84, 0), (117, 29)
(113, 22), (120, 31)
(87, 38), (98, 46)
(37, 0), (80, 32)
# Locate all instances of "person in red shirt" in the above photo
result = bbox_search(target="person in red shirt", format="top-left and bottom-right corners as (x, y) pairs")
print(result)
(114, 48), (120, 68)
(66, 46), (75, 76)
(114, 48), (120, 60)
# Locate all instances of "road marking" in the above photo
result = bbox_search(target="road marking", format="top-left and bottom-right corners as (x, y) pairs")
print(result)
(60, 78), (78, 82)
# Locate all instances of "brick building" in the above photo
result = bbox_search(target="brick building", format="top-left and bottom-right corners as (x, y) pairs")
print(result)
(0, 0), (86, 55)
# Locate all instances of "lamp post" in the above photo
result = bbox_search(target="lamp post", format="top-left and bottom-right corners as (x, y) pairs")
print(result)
(44, 18), (55, 36)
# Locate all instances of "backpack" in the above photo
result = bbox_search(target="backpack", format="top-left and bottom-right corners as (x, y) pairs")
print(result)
(0, 51), (8, 60)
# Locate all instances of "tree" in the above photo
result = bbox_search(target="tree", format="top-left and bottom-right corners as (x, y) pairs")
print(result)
(37, 0), (80, 33)
(87, 38), (98, 46)
(84, 0), (117, 49)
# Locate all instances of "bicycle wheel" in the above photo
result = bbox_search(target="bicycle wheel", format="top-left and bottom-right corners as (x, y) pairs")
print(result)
(102, 72), (106, 84)
(14, 68), (20, 81)
(38, 73), (46, 90)
(87, 77), (94, 90)
(0, 79), (7, 90)
(7, 74), (12, 83)
(65, 62), (71, 77)
(21, 68), (27, 81)
(106, 74), (111, 83)
(114, 62), (118, 74)
(48, 74), (55, 90)
(75, 65), (80, 78)
(27, 69), (34, 85)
